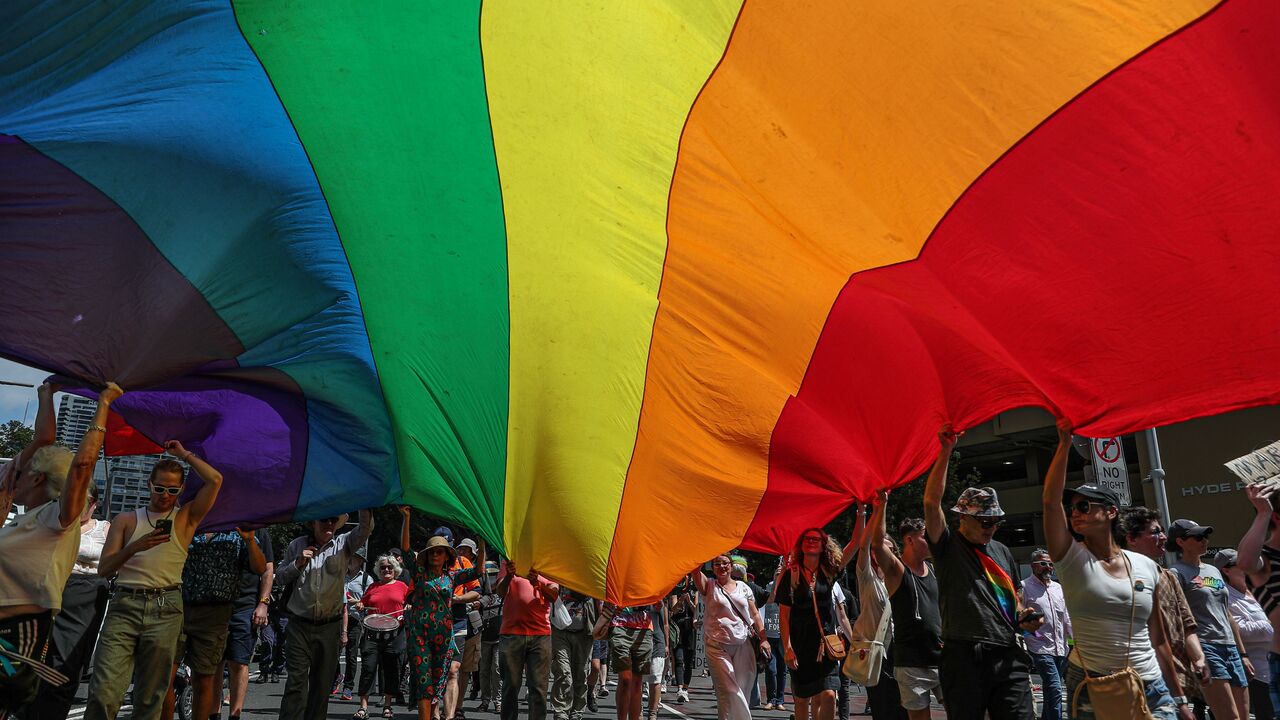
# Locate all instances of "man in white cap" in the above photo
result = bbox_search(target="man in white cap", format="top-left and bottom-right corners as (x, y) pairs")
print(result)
(923, 424), (1042, 720)
(445, 537), (482, 720)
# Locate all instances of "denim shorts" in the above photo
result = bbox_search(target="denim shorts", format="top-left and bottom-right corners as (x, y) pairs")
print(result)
(1063, 662), (1176, 720)
(1202, 642), (1248, 687)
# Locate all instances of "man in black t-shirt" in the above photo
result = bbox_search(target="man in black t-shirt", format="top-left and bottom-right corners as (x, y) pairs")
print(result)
(923, 425), (1042, 720)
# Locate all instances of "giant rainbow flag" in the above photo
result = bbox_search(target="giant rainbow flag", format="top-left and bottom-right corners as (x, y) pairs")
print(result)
(2, 0), (1279, 602)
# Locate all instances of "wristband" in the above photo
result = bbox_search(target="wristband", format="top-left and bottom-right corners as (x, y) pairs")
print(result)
(1172, 696), (1188, 706)
(89, 424), (107, 433)
(258, 597), (271, 605)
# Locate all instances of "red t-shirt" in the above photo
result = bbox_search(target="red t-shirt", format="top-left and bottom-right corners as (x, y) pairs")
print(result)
(500, 575), (557, 636)
(361, 580), (409, 617)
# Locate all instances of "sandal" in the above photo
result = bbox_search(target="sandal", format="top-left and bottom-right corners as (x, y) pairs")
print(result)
(353, 710), (369, 720)
(382, 706), (395, 719)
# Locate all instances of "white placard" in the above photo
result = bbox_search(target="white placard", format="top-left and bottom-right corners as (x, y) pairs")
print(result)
(1090, 437), (1131, 506)
(1225, 439), (1280, 487)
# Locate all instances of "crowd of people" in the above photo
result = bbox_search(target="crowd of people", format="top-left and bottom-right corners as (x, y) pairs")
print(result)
(3, 383), (1280, 720)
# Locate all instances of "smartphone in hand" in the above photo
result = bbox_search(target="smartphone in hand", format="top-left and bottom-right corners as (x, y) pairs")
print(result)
(154, 518), (173, 534)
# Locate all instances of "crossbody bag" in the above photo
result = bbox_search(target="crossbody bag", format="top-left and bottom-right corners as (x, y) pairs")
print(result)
(1070, 553), (1154, 720)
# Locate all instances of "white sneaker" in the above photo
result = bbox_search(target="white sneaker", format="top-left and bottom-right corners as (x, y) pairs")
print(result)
(676, 689), (689, 704)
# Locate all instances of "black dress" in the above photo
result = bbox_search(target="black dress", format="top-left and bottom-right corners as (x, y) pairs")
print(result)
(776, 568), (841, 697)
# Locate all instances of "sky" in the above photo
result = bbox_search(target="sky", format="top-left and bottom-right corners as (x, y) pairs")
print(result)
(0, 358), (53, 425)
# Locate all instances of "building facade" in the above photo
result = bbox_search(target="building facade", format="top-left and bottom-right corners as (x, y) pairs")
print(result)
(950, 404), (1280, 562)
(56, 394), (170, 519)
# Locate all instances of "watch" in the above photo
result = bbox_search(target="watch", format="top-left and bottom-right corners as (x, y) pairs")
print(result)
(1172, 695), (1188, 706)
(258, 597), (271, 606)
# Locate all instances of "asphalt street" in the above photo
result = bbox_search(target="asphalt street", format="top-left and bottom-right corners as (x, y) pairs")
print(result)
(67, 668), (956, 720)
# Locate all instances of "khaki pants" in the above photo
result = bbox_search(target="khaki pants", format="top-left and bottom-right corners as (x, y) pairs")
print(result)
(278, 616), (342, 720)
(85, 588), (184, 720)
(501, 634), (552, 720)
(551, 629), (592, 719)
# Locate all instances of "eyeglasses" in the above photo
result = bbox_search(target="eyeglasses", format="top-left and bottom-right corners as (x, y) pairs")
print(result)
(151, 484), (182, 496)
(1033, 560), (1054, 568)
(802, 535), (824, 543)
(711, 561), (732, 567)
(1148, 527), (1166, 536)
(1068, 500), (1106, 515)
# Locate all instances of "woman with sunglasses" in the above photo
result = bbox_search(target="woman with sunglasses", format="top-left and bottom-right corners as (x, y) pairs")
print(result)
(399, 507), (485, 720)
(779, 525), (847, 720)
(1119, 506), (1209, 717)
(691, 552), (768, 720)
(1042, 420), (1179, 719)
(353, 553), (409, 720)
(1167, 518), (1250, 720)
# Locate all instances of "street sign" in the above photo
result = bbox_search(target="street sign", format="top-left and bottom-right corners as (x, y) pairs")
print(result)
(1091, 436), (1131, 506)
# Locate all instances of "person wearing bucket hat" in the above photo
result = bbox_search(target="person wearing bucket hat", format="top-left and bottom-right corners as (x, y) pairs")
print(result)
(1042, 420), (1181, 720)
(1170, 516), (1251, 720)
(923, 424), (1040, 720)
(399, 507), (486, 720)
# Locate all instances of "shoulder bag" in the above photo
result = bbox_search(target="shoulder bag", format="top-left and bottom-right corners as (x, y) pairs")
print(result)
(842, 599), (890, 686)
(811, 574), (847, 661)
(551, 597), (573, 630)
(718, 582), (769, 667)
(1070, 553), (1155, 720)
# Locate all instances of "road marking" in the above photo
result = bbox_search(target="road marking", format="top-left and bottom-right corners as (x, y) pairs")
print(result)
(661, 702), (695, 720)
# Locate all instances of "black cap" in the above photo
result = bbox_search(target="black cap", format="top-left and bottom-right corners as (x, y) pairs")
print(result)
(1069, 483), (1121, 507)
(1165, 518), (1213, 552)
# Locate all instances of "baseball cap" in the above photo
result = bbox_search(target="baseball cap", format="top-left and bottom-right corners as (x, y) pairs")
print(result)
(1069, 483), (1121, 507)
(433, 526), (454, 543)
(1165, 518), (1213, 552)
(1212, 548), (1238, 570)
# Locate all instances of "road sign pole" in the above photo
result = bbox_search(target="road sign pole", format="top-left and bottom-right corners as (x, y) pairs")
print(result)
(1143, 428), (1172, 529)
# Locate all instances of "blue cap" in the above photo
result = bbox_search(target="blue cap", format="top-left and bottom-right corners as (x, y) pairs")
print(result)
(433, 526), (454, 543)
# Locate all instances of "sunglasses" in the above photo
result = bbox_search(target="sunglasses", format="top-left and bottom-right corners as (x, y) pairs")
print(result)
(971, 517), (1003, 529)
(1033, 561), (1054, 568)
(318, 516), (340, 524)
(151, 484), (182, 496)
(1148, 527), (1166, 536)
(1068, 500), (1107, 515)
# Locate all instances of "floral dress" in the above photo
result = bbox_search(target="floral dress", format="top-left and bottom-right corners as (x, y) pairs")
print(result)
(407, 560), (480, 703)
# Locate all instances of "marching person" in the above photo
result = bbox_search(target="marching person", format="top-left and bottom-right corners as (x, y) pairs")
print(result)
(1216, 547), (1276, 720)
(693, 553), (769, 720)
(24, 478), (112, 720)
(498, 558), (558, 720)
(1021, 548), (1072, 720)
(1168, 517), (1251, 719)
(274, 508), (375, 720)
(761, 562), (789, 712)
(88, 435), (223, 720)
(550, 587), (597, 720)
(1042, 420), (1180, 719)
(477, 561), (504, 713)
(168, 525), (267, 720)
(1119, 505), (1209, 717)
(339, 547), (374, 700)
(0, 381), (102, 719)
(667, 575), (697, 705)
(846, 496), (904, 720)
(1234, 483), (1280, 714)
(605, 603), (655, 720)
(445, 537), (483, 720)
(871, 502), (943, 720)
(924, 424), (1041, 720)
(222, 527), (274, 720)
(354, 553), (410, 720)
(401, 507), (485, 720)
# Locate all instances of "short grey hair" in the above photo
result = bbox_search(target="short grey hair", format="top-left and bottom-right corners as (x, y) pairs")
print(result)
(29, 445), (73, 502)
(1030, 548), (1051, 562)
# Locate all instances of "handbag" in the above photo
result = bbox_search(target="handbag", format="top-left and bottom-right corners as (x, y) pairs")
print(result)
(551, 597), (573, 630)
(1070, 554), (1154, 720)
(811, 576), (847, 661)
(842, 601), (890, 686)
(717, 582), (769, 667)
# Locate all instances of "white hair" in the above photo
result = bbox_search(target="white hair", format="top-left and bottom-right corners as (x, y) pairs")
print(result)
(375, 553), (402, 577)
(28, 445), (73, 502)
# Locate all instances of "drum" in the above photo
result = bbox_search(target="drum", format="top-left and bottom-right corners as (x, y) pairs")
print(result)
(362, 613), (402, 641)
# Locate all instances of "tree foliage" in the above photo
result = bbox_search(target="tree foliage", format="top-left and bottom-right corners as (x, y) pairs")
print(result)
(0, 420), (34, 459)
